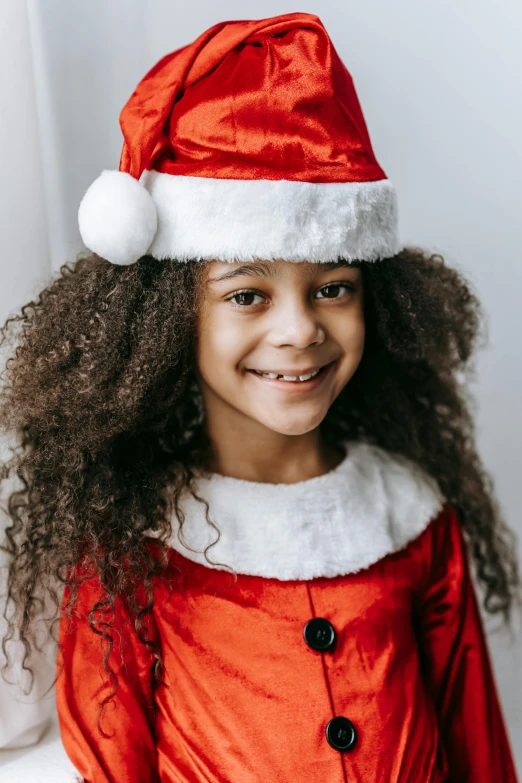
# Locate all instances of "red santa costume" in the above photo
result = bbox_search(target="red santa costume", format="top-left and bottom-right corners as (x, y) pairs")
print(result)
(56, 12), (519, 783)
(57, 441), (518, 782)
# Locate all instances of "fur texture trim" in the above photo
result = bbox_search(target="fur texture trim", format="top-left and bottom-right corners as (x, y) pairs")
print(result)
(166, 440), (445, 580)
(78, 170), (158, 265)
(140, 171), (401, 263)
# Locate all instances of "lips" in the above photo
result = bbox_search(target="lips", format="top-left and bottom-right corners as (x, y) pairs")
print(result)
(245, 359), (336, 390)
(247, 361), (335, 388)
(250, 368), (321, 381)
(246, 361), (332, 377)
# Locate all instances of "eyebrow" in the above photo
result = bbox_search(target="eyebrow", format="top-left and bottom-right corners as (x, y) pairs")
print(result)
(208, 259), (356, 284)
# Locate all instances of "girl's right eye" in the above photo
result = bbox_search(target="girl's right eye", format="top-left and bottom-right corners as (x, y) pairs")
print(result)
(226, 289), (266, 308)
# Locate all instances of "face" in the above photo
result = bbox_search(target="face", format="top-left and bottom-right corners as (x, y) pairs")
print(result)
(195, 259), (365, 439)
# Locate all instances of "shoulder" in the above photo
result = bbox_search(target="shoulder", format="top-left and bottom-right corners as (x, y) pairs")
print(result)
(339, 440), (449, 570)
(347, 440), (446, 532)
(405, 494), (470, 592)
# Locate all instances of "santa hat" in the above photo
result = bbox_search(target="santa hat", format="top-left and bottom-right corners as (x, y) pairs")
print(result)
(78, 12), (400, 266)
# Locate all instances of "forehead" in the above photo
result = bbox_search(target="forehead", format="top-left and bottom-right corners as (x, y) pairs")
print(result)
(205, 259), (361, 284)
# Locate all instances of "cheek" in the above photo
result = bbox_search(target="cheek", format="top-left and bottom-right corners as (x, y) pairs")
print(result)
(353, 318), (366, 354)
(337, 309), (365, 357)
(196, 310), (248, 380)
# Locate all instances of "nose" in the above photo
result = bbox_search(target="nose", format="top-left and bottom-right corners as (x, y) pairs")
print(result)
(269, 296), (326, 349)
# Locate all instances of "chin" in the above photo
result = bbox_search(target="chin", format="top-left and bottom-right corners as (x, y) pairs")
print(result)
(255, 414), (326, 437)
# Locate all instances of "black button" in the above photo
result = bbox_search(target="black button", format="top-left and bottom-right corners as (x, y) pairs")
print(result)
(303, 617), (336, 652)
(325, 716), (357, 751)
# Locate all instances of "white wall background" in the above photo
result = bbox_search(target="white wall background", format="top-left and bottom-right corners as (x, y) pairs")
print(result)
(1, 0), (521, 776)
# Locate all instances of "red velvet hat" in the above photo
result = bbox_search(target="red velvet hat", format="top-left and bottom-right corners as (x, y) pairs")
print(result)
(78, 12), (400, 266)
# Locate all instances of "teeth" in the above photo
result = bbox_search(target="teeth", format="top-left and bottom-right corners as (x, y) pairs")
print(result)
(253, 368), (321, 382)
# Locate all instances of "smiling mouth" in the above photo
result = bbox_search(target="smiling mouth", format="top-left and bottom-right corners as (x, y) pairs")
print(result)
(246, 362), (334, 383)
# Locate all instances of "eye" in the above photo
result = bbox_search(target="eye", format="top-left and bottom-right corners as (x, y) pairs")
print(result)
(225, 281), (356, 310)
(315, 282), (355, 300)
(226, 289), (266, 308)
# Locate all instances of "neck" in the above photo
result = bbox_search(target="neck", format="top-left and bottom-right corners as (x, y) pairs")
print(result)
(202, 424), (346, 484)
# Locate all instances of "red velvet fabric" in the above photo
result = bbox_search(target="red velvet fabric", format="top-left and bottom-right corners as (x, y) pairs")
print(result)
(118, 12), (386, 184)
(56, 502), (518, 782)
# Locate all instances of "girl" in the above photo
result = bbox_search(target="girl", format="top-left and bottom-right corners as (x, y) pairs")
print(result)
(1, 11), (520, 783)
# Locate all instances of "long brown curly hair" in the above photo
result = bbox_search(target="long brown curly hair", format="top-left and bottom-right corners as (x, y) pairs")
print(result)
(1, 246), (521, 721)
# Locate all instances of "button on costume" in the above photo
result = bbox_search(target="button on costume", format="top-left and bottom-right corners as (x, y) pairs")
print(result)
(57, 441), (518, 782)
(56, 11), (519, 783)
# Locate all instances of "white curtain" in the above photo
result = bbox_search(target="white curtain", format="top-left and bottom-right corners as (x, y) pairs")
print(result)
(0, 0), (53, 751)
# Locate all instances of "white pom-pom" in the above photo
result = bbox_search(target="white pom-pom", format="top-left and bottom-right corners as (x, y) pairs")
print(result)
(78, 170), (158, 265)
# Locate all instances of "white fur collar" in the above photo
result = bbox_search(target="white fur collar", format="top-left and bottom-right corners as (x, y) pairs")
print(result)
(167, 440), (445, 581)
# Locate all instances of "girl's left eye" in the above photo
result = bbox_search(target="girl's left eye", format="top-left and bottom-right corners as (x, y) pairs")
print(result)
(315, 283), (355, 300)
(226, 283), (354, 308)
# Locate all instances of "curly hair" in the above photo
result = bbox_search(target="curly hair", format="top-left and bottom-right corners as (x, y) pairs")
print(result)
(1, 247), (520, 727)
